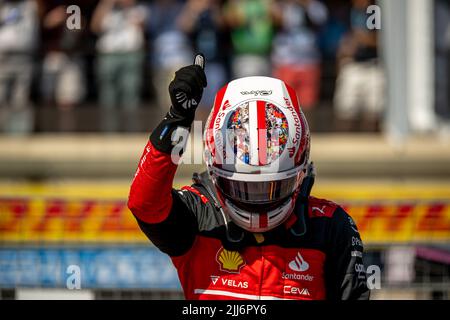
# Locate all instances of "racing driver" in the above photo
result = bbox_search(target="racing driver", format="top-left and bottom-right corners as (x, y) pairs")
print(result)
(128, 54), (370, 300)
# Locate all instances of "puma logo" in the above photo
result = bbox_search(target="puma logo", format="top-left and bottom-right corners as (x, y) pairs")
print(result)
(312, 206), (326, 215)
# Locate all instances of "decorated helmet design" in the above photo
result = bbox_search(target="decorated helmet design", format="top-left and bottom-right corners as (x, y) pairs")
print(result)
(204, 76), (310, 232)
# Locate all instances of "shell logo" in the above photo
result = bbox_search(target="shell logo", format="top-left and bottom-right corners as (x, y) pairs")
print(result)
(216, 247), (246, 274)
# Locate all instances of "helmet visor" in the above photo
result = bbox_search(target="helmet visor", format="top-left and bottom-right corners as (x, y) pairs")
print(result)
(215, 175), (300, 205)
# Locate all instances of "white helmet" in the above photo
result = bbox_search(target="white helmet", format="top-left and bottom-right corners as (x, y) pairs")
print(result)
(204, 76), (311, 233)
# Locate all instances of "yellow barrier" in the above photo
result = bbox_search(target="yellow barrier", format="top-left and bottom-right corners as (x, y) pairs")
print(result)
(0, 181), (449, 244)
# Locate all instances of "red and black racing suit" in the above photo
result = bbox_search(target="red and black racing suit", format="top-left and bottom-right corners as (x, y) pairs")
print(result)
(128, 132), (370, 300)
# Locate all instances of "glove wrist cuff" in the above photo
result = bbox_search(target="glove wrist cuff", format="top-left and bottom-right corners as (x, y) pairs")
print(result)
(150, 110), (194, 155)
(169, 105), (196, 124)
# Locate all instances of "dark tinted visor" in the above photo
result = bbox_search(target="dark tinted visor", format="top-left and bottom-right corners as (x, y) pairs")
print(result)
(215, 175), (299, 204)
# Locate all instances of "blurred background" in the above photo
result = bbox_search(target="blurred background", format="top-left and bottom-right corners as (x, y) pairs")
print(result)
(0, 0), (449, 300)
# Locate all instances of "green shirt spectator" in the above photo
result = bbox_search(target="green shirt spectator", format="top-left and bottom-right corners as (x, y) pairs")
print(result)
(225, 0), (274, 55)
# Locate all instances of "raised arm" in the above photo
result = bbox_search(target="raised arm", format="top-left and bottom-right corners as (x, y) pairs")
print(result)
(127, 55), (207, 256)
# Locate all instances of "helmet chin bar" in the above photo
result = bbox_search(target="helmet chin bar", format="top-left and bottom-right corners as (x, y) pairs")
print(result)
(224, 197), (296, 233)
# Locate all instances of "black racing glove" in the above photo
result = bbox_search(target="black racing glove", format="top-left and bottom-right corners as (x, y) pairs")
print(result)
(169, 54), (207, 122)
(151, 54), (207, 154)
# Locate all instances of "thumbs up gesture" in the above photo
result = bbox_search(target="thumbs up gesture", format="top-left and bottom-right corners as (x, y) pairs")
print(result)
(169, 54), (207, 119)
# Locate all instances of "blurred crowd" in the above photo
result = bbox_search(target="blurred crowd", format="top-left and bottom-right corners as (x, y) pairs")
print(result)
(0, 0), (423, 133)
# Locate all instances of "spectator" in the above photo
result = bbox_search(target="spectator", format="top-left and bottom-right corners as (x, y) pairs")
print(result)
(177, 0), (228, 118)
(146, 0), (193, 110)
(318, 1), (347, 61)
(91, 0), (146, 132)
(224, 0), (276, 78)
(271, 0), (328, 110)
(39, 0), (90, 131)
(0, 0), (38, 134)
(333, 0), (384, 132)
